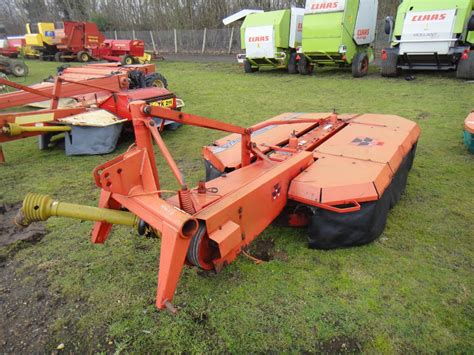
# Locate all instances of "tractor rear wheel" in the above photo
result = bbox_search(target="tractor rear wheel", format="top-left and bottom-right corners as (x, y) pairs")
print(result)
(77, 51), (91, 63)
(244, 60), (258, 73)
(456, 50), (474, 80)
(381, 49), (401, 77)
(121, 55), (135, 65)
(288, 52), (298, 74)
(298, 56), (313, 75)
(9, 60), (28, 77)
(145, 72), (168, 88)
(351, 52), (369, 78)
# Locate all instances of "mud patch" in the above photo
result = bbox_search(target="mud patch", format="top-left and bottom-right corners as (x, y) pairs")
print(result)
(0, 259), (64, 352)
(0, 203), (46, 250)
(244, 238), (289, 262)
(0, 259), (115, 353)
(191, 311), (209, 325)
(245, 238), (275, 261)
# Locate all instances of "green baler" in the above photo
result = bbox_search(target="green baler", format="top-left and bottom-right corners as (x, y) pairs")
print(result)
(381, 0), (474, 78)
(223, 8), (304, 73)
(299, 0), (379, 77)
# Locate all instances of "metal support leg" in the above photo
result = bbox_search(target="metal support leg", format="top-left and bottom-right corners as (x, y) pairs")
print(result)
(155, 222), (192, 312)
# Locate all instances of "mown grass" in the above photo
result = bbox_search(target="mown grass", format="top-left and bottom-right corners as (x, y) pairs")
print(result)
(0, 59), (473, 352)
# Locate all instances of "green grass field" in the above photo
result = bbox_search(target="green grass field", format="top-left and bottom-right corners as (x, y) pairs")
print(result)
(0, 59), (473, 352)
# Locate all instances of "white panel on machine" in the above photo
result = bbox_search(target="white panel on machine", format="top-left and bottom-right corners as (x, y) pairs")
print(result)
(399, 9), (457, 55)
(305, 0), (346, 14)
(0, 39), (6, 48)
(245, 25), (275, 58)
(222, 9), (264, 25)
(353, 0), (378, 45)
(289, 7), (305, 48)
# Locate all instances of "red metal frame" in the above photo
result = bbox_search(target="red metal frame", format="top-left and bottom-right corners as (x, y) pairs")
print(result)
(0, 74), (178, 160)
(88, 101), (332, 311)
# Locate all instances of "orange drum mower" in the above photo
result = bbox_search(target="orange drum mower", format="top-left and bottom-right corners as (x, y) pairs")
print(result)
(15, 102), (420, 313)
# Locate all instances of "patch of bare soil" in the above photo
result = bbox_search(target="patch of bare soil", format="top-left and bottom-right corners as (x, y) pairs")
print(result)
(0, 203), (60, 352)
(244, 238), (289, 263)
(0, 203), (113, 353)
(246, 238), (275, 261)
(0, 259), (64, 352)
(0, 203), (46, 250)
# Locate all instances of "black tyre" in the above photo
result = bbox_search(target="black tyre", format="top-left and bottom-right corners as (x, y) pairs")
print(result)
(380, 49), (401, 77)
(121, 55), (134, 65)
(145, 72), (168, 88)
(456, 50), (474, 80)
(298, 55), (313, 75)
(351, 52), (369, 78)
(244, 60), (258, 73)
(77, 51), (91, 63)
(39, 53), (46, 61)
(288, 52), (298, 74)
(9, 60), (28, 77)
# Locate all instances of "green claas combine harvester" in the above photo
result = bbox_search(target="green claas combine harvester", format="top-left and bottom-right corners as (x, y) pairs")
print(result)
(223, 8), (305, 73)
(381, 0), (474, 78)
(298, 0), (379, 77)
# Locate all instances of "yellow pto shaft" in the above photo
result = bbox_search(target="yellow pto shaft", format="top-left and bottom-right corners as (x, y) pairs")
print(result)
(2, 123), (71, 137)
(15, 193), (138, 228)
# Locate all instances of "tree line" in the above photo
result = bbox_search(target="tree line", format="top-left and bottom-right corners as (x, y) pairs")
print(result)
(1, 0), (400, 34)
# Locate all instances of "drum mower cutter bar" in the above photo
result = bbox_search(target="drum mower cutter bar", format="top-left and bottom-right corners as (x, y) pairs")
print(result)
(15, 102), (420, 313)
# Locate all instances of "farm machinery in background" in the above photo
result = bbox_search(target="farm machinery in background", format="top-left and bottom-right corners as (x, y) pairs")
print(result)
(25, 21), (152, 64)
(14, 99), (419, 312)
(0, 24), (21, 58)
(0, 25), (29, 77)
(0, 62), (179, 162)
(24, 22), (57, 60)
(224, 0), (379, 77)
(0, 55), (28, 77)
(381, 0), (474, 79)
(223, 8), (304, 73)
(1, 23), (38, 59)
(298, 0), (379, 77)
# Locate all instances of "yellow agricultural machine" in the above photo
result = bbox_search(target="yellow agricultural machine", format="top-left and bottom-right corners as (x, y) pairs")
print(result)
(25, 22), (56, 60)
